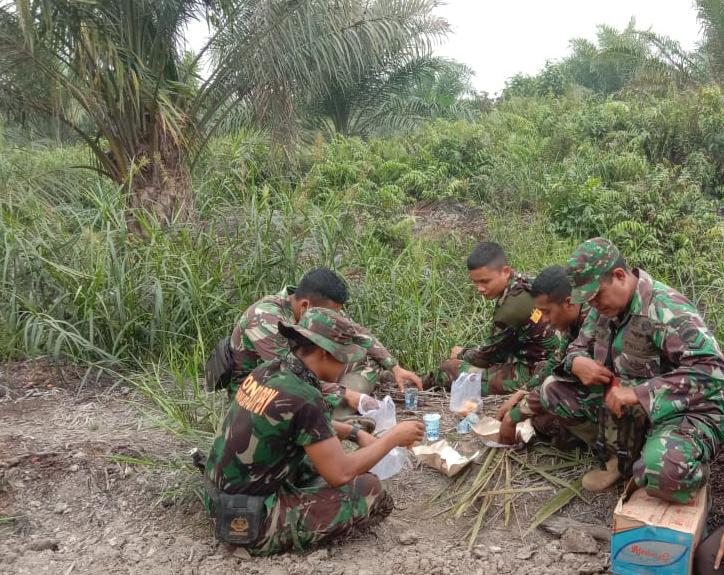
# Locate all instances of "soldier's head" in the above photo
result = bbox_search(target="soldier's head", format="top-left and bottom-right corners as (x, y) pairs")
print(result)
(566, 238), (637, 318)
(531, 266), (581, 330)
(291, 267), (349, 322)
(278, 307), (365, 382)
(466, 241), (511, 300)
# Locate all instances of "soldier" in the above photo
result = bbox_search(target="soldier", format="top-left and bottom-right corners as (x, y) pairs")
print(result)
(431, 241), (557, 396)
(538, 238), (724, 503)
(496, 266), (591, 445)
(204, 307), (424, 555)
(205, 267), (422, 413)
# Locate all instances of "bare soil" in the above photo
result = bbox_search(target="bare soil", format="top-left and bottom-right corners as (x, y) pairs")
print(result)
(0, 359), (649, 575)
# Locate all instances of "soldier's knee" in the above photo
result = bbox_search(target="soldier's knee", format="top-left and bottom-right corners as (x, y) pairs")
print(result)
(351, 472), (383, 498)
(637, 441), (706, 504)
(539, 376), (567, 412)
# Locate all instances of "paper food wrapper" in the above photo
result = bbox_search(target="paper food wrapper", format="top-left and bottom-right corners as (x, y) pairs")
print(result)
(412, 440), (478, 477)
(472, 415), (536, 448)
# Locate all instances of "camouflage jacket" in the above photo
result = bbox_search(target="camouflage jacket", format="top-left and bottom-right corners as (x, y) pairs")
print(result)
(563, 269), (724, 425)
(461, 272), (558, 368)
(206, 355), (335, 496)
(230, 286), (398, 375)
(527, 304), (591, 391)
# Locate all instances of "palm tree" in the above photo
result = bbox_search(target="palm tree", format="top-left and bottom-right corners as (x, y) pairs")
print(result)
(0, 0), (446, 230)
(695, 0), (724, 83)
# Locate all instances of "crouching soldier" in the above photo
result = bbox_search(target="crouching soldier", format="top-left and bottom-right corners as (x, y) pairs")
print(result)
(539, 238), (724, 503)
(205, 267), (421, 416)
(496, 265), (592, 445)
(430, 241), (557, 396)
(204, 307), (424, 555)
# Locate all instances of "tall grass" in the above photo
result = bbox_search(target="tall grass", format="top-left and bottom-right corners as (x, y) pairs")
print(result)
(1, 89), (722, 437)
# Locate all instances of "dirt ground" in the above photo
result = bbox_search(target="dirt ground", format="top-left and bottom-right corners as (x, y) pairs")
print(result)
(2, 359), (715, 575)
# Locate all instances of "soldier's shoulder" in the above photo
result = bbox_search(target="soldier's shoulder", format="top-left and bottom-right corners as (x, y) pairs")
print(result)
(494, 290), (534, 328)
(648, 280), (700, 322)
(263, 368), (323, 402)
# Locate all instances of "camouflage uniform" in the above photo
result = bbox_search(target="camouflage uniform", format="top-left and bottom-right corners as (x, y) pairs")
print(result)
(230, 286), (398, 394)
(206, 308), (393, 555)
(539, 238), (724, 503)
(450, 273), (558, 395)
(509, 305), (591, 424)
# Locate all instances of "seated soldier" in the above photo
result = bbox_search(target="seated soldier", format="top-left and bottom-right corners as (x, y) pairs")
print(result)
(496, 265), (591, 445)
(205, 267), (422, 413)
(204, 307), (424, 555)
(539, 238), (724, 502)
(431, 241), (557, 397)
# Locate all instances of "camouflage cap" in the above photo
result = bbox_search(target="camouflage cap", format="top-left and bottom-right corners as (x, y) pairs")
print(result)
(278, 307), (366, 363)
(566, 237), (621, 304)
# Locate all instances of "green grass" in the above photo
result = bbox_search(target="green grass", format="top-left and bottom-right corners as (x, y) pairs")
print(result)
(1, 89), (722, 437)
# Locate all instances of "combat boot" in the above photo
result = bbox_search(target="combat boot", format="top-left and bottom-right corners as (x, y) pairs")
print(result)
(582, 456), (621, 492)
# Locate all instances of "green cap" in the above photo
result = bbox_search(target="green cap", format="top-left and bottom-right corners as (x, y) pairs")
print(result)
(278, 307), (365, 363)
(566, 237), (621, 304)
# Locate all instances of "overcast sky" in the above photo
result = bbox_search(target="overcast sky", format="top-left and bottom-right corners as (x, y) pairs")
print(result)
(184, 1), (703, 95)
(434, 0), (702, 95)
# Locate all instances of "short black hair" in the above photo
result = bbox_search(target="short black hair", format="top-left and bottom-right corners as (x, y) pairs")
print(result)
(601, 256), (629, 282)
(531, 266), (571, 304)
(296, 267), (349, 305)
(467, 241), (507, 271)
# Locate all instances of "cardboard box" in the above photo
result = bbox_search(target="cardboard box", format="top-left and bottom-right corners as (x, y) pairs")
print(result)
(611, 480), (708, 575)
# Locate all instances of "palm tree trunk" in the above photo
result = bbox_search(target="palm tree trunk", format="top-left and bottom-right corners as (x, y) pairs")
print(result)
(125, 131), (194, 235)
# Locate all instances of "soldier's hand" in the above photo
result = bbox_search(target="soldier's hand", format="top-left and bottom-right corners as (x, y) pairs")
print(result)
(391, 420), (425, 447)
(496, 390), (525, 421)
(450, 346), (464, 360)
(499, 412), (518, 445)
(714, 530), (724, 570)
(392, 365), (423, 391)
(605, 386), (639, 418)
(571, 357), (614, 387)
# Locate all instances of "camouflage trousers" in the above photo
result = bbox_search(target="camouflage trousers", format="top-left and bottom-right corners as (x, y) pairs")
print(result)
(539, 375), (720, 504)
(430, 357), (535, 395)
(250, 473), (393, 556)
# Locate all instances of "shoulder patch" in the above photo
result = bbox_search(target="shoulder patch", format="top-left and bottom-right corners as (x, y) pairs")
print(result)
(530, 308), (543, 324)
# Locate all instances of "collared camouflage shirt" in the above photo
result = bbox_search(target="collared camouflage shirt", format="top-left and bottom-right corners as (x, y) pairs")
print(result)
(230, 286), (397, 375)
(206, 355), (335, 496)
(461, 272), (558, 368)
(563, 269), (724, 426)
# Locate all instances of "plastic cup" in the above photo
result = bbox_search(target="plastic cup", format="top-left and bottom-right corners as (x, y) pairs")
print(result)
(457, 417), (472, 434)
(404, 388), (419, 410)
(423, 413), (441, 442)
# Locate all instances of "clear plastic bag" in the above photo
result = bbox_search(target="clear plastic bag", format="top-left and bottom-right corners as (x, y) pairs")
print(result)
(369, 446), (407, 480)
(449, 372), (482, 414)
(358, 394), (406, 479)
(358, 394), (397, 433)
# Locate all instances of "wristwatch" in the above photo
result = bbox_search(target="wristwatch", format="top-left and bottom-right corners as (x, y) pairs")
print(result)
(348, 423), (362, 443)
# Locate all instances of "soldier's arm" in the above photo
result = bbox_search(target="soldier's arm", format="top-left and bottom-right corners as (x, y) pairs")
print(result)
(461, 326), (519, 368)
(346, 317), (398, 369)
(305, 421), (424, 487)
(633, 305), (724, 423)
(563, 309), (598, 373)
(243, 307), (290, 362)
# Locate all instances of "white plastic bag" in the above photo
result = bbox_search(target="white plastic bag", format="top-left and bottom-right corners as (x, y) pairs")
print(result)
(357, 394), (405, 479)
(369, 446), (407, 480)
(449, 372), (482, 414)
(358, 394), (397, 433)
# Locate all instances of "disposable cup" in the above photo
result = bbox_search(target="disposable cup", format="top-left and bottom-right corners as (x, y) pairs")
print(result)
(404, 388), (419, 410)
(423, 413), (441, 442)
